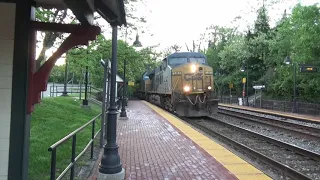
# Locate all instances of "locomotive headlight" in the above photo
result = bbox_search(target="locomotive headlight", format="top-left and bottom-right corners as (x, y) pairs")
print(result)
(183, 85), (191, 92)
(190, 64), (197, 73)
(208, 86), (212, 90)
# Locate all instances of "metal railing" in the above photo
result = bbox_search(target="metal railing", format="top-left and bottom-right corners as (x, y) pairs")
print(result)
(48, 85), (101, 99)
(220, 96), (320, 116)
(48, 114), (101, 180)
(254, 99), (320, 116)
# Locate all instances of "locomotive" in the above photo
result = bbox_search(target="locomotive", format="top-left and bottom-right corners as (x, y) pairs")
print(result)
(137, 52), (218, 117)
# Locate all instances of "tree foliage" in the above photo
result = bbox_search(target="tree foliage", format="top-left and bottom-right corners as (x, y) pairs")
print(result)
(36, 0), (149, 70)
(66, 35), (158, 88)
(162, 44), (182, 57)
(204, 3), (320, 102)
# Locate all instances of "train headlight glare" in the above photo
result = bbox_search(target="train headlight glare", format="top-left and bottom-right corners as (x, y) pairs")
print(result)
(183, 85), (190, 92)
(208, 86), (212, 90)
(191, 64), (196, 73)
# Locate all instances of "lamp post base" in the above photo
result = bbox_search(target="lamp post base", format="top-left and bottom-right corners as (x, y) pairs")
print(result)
(118, 116), (128, 120)
(82, 99), (89, 105)
(61, 92), (68, 96)
(119, 110), (128, 120)
(97, 168), (125, 180)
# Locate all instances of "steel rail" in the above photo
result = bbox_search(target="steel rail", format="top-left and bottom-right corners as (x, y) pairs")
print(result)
(218, 105), (320, 125)
(218, 108), (320, 138)
(183, 118), (313, 180)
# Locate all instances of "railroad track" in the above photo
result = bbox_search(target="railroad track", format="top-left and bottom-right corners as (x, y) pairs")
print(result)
(182, 117), (320, 180)
(218, 106), (320, 138)
(146, 101), (320, 179)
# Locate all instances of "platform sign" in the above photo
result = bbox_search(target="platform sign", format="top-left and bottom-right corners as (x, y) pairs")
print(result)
(128, 81), (135, 86)
(253, 85), (265, 90)
(299, 65), (318, 73)
(242, 78), (246, 84)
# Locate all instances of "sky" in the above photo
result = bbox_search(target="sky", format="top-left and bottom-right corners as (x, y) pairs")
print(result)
(136, 0), (319, 51)
(38, 0), (319, 65)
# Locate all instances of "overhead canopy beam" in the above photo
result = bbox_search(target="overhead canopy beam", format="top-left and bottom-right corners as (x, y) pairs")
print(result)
(31, 21), (100, 34)
(64, 0), (94, 25)
(34, 0), (126, 26)
(94, 0), (126, 26)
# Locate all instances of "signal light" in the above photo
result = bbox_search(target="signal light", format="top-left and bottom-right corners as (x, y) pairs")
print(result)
(300, 65), (318, 73)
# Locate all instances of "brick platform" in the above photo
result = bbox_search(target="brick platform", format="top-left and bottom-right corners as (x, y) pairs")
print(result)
(90, 100), (238, 180)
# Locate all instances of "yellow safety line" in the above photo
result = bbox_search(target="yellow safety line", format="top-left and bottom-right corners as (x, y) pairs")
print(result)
(220, 103), (320, 123)
(143, 101), (271, 180)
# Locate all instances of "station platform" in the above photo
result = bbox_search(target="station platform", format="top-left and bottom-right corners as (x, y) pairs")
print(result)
(90, 100), (271, 180)
(220, 103), (320, 123)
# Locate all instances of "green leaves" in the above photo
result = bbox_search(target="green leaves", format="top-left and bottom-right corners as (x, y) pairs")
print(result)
(204, 3), (320, 102)
(66, 35), (157, 88)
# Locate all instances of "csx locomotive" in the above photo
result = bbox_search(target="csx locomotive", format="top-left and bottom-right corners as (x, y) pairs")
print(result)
(137, 52), (218, 117)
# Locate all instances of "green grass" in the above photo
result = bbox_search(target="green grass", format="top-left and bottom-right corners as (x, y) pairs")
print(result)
(29, 97), (101, 180)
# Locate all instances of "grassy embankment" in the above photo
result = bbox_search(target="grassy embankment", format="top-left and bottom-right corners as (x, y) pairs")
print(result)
(29, 97), (101, 180)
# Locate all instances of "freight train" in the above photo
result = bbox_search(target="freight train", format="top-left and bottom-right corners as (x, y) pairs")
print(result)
(137, 52), (218, 117)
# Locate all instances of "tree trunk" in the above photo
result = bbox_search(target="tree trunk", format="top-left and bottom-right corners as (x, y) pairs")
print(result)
(35, 10), (67, 70)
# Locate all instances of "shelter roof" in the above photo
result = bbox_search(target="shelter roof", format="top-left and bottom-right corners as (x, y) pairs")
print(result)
(34, 0), (126, 26)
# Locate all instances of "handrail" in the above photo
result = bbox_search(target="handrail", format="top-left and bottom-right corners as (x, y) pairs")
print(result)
(48, 113), (101, 180)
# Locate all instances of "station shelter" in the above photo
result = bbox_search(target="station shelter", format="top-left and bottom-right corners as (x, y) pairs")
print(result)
(0, 0), (126, 179)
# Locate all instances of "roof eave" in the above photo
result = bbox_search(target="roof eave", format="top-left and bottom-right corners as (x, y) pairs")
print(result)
(94, 0), (126, 26)
(34, 0), (126, 26)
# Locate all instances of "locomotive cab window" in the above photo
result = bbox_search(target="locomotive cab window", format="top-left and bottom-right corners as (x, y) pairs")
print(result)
(169, 57), (188, 67)
(163, 58), (167, 70)
(189, 57), (207, 64)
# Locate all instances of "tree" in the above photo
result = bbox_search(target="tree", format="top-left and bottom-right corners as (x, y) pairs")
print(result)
(66, 35), (158, 88)
(35, 8), (73, 70)
(254, 6), (270, 34)
(162, 44), (182, 57)
(266, 3), (320, 101)
(36, 0), (149, 70)
(48, 65), (66, 83)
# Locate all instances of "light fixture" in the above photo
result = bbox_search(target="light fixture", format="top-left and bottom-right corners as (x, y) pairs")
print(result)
(284, 56), (292, 65)
(133, 33), (142, 47)
(183, 85), (190, 92)
(208, 86), (212, 90)
(240, 64), (245, 72)
(191, 64), (197, 73)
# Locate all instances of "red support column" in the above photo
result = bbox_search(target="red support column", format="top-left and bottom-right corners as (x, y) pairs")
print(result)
(27, 22), (101, 113)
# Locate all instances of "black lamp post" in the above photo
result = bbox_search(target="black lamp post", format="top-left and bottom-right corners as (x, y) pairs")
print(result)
(240, 63), (249, 106)
(62, 59), (68, 96)
(82, 66), (89, 106)
(100, 59), (108, 147)
(133, 32), (142, 47)
(106, 60), (111, 108)
(284, 56), (298, 113)
(119, 31), (142, 120)
(98, 25), (124, 178)
(119, 58), (128, 119)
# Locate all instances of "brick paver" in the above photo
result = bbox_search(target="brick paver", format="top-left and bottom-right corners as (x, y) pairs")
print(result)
(116, 100), (237, 180)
